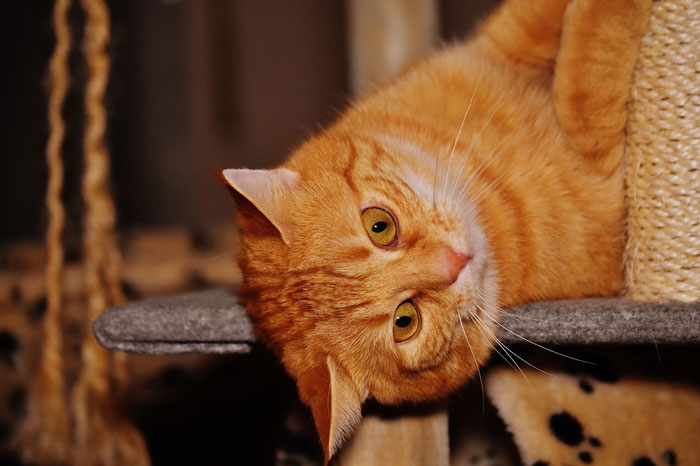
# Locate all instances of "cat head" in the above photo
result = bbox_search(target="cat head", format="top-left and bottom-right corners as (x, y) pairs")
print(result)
(221, 130), (499, 462)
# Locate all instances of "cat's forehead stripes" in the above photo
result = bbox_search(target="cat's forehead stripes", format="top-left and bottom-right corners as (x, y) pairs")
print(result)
(335, 135), (430, 220)
(366, 132), (479, 214)
(348, 313), (394, 330)
(287, 264), (367, 281)
(356, 175), (416, 211)
(341, 137), (361, 197)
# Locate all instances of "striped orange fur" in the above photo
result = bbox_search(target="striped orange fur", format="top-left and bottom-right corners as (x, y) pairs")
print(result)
(222, 0), (652, 462)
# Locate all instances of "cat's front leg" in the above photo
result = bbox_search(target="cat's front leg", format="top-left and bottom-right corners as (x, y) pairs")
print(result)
(478, 0), (571, 80)
(553, 0), (653, 175)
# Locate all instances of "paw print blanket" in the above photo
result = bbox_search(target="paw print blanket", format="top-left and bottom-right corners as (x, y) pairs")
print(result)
(486, 349), (700, 466)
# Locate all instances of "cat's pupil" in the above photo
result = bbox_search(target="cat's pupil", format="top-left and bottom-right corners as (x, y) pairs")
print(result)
(396, 316), (412, 328)
(372, 222), (387, 233)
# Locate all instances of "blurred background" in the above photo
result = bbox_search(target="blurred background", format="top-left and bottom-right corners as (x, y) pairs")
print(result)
(2, 0), (498, 244)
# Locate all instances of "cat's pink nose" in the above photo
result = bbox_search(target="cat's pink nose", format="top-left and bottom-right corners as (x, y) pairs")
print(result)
(442, 246), (471, 284)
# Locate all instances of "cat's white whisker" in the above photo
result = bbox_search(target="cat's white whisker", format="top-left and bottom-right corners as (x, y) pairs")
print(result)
(470, 316), (518, 371)
(472, 289), (546, 323)
(463, 147), (545, 207)
(471, 310), (560, 382)
(474, 301), (594, 365)
(458, 311), (485, 417)
(433, 149), (439, 210)
(470, 313), (532, 385)
(459, 163), (509, 207)
(450, 144), (501, 207)
(456, 144), (508, 205)
(440, 83), (478, 206)
(469, 312), (521, 370)
(446, 106), (501, 205)
(488, 307), (546, 322)
(203, 248), (236, 262)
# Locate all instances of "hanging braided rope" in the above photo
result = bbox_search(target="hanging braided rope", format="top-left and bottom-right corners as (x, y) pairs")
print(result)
(69, 0), (150, 464)
(14, 0), (73, 463)
(17, 0), (149, 463)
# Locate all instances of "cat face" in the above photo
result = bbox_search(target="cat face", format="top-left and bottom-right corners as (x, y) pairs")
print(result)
(222, 131), (500, 460)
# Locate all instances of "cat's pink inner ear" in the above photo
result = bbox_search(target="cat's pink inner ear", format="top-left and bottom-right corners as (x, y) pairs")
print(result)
(221, 167), (299, 243)
(297, 357), (365, 464)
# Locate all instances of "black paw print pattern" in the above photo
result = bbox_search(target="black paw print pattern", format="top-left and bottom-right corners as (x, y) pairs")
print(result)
(530, 411), (603, 465)
(550, 411), (600, 463)
(631, 449), (677, 466)
(531, 409), (680, 466)
(0, 330), (19, 369)
(565, 355), (619, 396)
(0, 329), (22, 450)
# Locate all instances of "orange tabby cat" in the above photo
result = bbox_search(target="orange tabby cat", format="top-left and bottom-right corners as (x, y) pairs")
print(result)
(221, 0), (651, 462)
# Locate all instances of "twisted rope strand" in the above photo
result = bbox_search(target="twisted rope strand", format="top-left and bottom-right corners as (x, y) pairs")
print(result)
(71, 0), (150, 463)
(71, 0), (115, 457)
(14, 0), (73, 462)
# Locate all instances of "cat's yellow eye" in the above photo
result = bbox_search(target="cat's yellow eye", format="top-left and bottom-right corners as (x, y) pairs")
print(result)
(393, 301), (420, 342)
(361, 208), (397, 246)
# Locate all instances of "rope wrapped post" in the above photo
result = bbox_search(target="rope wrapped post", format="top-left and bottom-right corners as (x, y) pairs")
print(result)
(624, 0), (700, 302)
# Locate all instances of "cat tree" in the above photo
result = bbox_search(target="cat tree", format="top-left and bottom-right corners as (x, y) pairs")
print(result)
(24, 0), (700, 464)
(95, 1), (700, 465)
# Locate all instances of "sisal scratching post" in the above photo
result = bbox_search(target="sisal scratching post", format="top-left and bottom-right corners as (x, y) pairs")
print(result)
(624, 0), (700, 302)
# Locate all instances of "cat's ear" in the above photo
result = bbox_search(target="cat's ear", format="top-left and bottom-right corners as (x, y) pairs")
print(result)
(220, 168), (299, 244)
(297, 357), (366, 464)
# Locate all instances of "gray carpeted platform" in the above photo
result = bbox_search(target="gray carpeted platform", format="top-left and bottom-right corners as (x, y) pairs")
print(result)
(93, 288), (700, 354)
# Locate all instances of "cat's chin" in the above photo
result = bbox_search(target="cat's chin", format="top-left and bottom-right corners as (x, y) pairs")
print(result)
(368, 346), (486, 405)
(369, 374), (474, 406)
